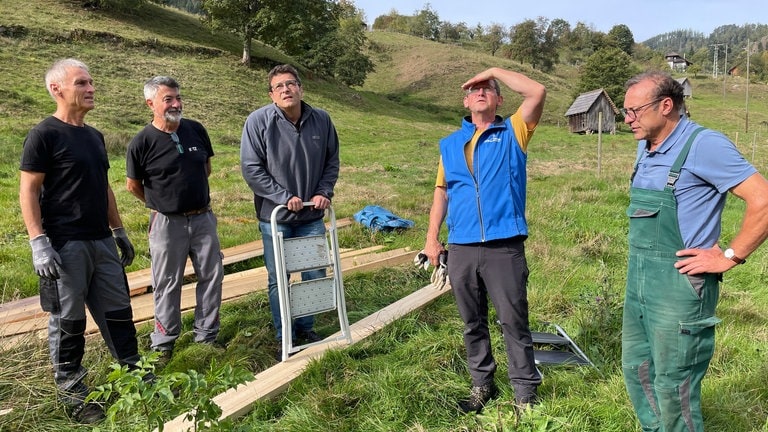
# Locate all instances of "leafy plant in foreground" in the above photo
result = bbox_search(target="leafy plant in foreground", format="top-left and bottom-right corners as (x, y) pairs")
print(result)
(87, 353), (250, 431)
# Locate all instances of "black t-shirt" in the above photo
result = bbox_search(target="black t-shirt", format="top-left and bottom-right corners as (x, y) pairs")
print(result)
(19, 116), (111, 242)
(126, 119), (214, 214)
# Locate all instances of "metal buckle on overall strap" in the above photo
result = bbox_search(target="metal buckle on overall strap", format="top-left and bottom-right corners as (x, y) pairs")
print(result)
(666, 172), (680, 189)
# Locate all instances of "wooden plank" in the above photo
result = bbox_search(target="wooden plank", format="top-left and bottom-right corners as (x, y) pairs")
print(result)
(0, 246), (406, 339)
(163, 282), (448, 430)
(0, 218), (356, 322)
(128, 217), (352, 296)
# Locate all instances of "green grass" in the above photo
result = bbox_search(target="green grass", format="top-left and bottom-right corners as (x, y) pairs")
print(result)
(2, 1), (768, 431)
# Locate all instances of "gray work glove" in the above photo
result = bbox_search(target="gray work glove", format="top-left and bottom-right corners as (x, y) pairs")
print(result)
(30, 234), (62, 279)
(112, 227), (135, 267)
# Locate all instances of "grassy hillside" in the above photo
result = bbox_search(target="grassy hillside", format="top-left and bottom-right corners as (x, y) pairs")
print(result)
(2, 1), (768, 431)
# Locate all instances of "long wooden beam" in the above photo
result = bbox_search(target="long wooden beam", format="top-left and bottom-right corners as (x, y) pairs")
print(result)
(162, 282), (448, 431)
(0, 247), (413, 348)
(0, 218), (354, 325)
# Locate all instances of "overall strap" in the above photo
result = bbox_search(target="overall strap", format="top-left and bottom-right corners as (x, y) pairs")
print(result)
(665, 126), (705, 190)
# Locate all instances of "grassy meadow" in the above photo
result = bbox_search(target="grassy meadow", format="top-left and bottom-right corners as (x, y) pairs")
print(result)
(1, 1), (768, 431)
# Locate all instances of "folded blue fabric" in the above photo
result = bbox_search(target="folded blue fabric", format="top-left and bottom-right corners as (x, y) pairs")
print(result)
(353, 205), (414, 232)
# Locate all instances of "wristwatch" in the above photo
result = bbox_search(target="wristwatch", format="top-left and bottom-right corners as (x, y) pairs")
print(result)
(724, 248), (746, 265)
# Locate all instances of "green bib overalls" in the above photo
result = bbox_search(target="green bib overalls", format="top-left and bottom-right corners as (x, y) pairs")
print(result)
(622, 128), (721, 432)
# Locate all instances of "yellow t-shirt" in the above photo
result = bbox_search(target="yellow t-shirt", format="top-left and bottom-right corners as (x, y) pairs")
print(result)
(435, 109), (533, 187)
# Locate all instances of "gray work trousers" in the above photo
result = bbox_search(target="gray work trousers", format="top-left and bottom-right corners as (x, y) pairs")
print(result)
(148, 210), (223, 350)
(45, 238), (140, 398)
(447, 238), (541, 396)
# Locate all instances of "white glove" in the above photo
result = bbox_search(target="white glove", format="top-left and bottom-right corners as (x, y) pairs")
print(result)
(413, 250), (430, 270)
(430, 252), (449, 290)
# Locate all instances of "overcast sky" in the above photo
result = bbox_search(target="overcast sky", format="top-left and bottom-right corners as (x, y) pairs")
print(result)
(352, 0), (762, 42)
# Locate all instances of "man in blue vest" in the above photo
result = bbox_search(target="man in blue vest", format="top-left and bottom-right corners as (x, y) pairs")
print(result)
(621, 71), (768, 432)
(423, 67), (546, 413)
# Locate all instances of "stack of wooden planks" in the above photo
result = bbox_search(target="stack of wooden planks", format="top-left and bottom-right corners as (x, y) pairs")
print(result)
(0, 218), (416, 346)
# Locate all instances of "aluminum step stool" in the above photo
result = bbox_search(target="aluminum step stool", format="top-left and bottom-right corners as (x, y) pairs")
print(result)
(532, 323), (595, 368)
(271, 203), (352, 362)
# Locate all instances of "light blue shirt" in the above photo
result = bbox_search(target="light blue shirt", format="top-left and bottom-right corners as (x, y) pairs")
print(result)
(632, 117), (756, 248)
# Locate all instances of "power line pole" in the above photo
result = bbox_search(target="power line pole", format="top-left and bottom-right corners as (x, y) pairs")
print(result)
(722, 44), (728, 99)
(746, 39), (750, 132)
(711, 44), (724, 78)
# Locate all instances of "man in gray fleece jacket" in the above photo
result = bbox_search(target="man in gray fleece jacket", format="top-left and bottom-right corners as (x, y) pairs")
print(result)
(240, 64), (340, 359)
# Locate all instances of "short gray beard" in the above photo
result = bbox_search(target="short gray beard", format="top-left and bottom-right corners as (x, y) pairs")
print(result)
(165, 111), (182, 123)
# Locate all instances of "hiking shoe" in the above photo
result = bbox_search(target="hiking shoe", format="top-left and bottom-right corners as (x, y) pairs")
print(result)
(71, 402), (105, 424)
(458, 383), (499, 413)
(296, 329), (322, 343)
(153, 349), (172, 369)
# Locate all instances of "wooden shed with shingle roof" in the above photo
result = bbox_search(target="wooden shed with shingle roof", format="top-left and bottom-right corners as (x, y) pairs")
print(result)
(564, 89), (619, 134)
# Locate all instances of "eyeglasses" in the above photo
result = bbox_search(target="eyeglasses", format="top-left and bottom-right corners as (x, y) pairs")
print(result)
(170, 132), (184, 154)
(270, 79), (301, 92)
(465, 85), (497, 96)
(620, 98), (664, 120)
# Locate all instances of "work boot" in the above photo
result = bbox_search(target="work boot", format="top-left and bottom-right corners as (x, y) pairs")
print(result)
(71, 401), (106, 424)
(61, 381), (105, 424)
(458, 382), (498, 413)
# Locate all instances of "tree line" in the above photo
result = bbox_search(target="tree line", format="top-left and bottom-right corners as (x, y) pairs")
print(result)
(73, 0), (768, 108)
(79, 0), (374, 87)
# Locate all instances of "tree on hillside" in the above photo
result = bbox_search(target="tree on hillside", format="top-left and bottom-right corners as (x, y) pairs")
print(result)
(409, 3), (440, 40)
(481, 23), (506, 56)
(505, 18), (557, 71)
(439, 21), (470, 43)
(577, 47), (638, 109)
(200, 0), (268, 66)
(507, 20), (538, 65)
(548, 18), (571, 43)
(201, 0), (373, 85)
(607, 24), (634, 56)
(328, 0), (375, 86)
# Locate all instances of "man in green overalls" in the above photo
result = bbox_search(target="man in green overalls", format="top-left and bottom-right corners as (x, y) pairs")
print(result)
(621, 71), (768, 431)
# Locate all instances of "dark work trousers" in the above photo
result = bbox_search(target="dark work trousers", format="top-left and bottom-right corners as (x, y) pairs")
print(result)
(46, 238), (140, 401)
(447, 238), (541, 398)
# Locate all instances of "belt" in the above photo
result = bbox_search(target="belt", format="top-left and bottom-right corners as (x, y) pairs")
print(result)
(179, 206), (211, 216)
(155, 206), (211, 217)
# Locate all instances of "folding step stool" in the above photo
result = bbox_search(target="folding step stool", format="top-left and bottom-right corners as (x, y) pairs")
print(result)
(532, 323), (595, 368)
(270, 203), (353, 362)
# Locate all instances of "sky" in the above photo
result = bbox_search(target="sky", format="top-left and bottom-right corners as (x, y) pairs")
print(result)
(352, 0), (761, 42)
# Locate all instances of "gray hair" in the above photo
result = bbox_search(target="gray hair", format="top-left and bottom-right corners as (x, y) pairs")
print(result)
(143, 76), (180, 101)
(45, 58), (89, 99)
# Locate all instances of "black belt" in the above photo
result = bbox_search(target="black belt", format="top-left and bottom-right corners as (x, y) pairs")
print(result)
(156, 206), (211, 217)
(181, 206), (211, 216)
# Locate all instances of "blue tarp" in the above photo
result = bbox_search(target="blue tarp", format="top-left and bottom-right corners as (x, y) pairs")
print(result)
(353, 205), (414, 232)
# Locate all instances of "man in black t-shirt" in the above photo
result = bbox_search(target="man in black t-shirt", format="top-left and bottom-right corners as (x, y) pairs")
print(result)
(19, 58), (143, 424)
(126, 76), (223, 360)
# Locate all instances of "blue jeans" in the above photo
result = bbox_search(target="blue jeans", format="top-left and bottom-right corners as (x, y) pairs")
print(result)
(259, 218), (326, 341)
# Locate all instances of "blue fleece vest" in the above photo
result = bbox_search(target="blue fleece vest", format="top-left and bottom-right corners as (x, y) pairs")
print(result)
(440, 116), (528, 244)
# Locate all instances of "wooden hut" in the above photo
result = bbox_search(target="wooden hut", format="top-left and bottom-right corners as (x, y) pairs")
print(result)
(564, 89), (619, 134)
(676, 77), (692, 98)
